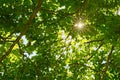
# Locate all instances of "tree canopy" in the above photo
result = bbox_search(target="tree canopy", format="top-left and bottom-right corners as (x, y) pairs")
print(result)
(0, 0), (120, 80)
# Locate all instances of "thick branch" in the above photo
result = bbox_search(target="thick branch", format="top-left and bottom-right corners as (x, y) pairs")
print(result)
(0, 0), (43, 63)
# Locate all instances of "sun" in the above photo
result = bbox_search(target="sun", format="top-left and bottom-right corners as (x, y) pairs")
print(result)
(74, 21), (84, 29)
(72, 19), (89, 35)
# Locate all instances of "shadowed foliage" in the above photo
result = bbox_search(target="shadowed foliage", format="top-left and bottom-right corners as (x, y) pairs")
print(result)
(0, 0), (120, 80)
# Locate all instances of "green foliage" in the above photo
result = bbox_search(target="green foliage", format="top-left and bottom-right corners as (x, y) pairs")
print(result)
(0, 0), (120, 80)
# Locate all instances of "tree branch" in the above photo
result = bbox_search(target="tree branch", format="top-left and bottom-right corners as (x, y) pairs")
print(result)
(0, 35), (6, 41)
(80, 0), (88, 15)
(101, 45), (114, 80)
(84, 39), (104, 44)
(87, 42), (104, 61)
(40, 7), (75, 16)
(0, 0), (43, 63)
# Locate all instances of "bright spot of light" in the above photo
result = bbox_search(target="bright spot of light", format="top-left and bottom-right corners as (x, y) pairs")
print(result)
(115, 8), (120, 15)
(74, 21), (84, 29)
(22, 35), (28, 45)
(118, 9), (120, 15)
(29, 51), (37, 58)
(57, 6), (66, 11)
(102, 60), (106, 64)
(24, 51), (37, 59)
(64, 64), (70, 69)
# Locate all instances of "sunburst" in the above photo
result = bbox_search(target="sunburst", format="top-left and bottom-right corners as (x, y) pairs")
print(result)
(74, 21), (84, 29)
(72, 18), (93, 36)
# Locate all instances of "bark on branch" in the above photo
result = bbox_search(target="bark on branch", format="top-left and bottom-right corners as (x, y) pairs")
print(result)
(0, 0), (43, 63)
(101, 45), (114, 80)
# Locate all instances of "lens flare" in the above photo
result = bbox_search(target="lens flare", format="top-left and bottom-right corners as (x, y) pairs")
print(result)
(74, 21), (84, 29)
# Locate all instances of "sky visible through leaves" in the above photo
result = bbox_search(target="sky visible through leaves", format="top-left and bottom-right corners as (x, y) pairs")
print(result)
(0, 0), (120, 80)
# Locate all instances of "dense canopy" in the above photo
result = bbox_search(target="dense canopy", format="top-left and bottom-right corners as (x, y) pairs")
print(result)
(0, 0), (120, 80)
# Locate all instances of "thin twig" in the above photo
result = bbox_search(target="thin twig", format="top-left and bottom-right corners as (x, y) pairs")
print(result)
(84, 39), (104, 44)
(5, 30), (15, 39)
(87, 42), (104, 61)
(81, 0), (88, 14)
(18, 43), (40, 79)
(0, 35), (6, 41)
